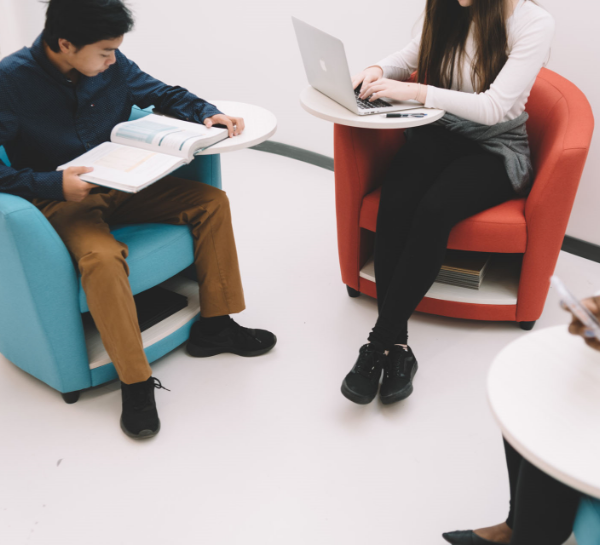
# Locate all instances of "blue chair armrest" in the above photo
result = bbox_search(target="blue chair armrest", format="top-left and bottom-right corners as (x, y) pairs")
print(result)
(574, 496), (600, 545)
(0, 194), (90, 393)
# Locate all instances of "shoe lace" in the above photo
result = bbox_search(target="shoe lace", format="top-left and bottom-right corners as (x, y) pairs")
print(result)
(230, 320), (262, 344)
(151, 377), (170, 392)
(355, 344), (383, 378)
(132, 377), (170, 409)
(385, 350), (407, 379)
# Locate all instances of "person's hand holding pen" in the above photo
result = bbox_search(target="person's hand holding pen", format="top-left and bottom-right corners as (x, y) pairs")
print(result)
(566, 295), (600, 351)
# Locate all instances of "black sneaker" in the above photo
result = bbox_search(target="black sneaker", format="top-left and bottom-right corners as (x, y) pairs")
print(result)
(186, 318), (277, 358)
(120, 377), (169, 439)
(379, 345), (418, 405)
(341, 344), (387, 404)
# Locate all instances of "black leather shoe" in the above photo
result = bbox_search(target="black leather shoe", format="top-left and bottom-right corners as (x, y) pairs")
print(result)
(341, 344), (386, 404)
(379, 345), (418, 405)
(120, 377), (169, 439)
(187, 318), (277, 358)
(442, 530), (504, 544)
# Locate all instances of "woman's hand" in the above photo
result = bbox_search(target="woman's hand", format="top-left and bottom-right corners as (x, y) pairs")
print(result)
(567, 295), (600, 351)
(359, 78), (423, 103)
(352, 66), (383, 91)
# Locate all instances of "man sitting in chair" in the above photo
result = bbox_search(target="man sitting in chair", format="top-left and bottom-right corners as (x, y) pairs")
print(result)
(0, 0), (276, 439)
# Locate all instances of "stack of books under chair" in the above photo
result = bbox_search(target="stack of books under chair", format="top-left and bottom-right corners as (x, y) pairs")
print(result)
(435, 250), (491, 290)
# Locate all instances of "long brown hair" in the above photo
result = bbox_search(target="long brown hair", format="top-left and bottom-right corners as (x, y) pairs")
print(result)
(417, 0), (512, 93)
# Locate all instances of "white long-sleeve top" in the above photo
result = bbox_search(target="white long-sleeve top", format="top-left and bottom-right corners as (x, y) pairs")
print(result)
(376, 0), (555, 125)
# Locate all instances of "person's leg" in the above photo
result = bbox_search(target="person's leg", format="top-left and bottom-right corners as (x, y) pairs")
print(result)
(444, 438), (579, 545)
(370, 152), (516, 350)
(374, 126), (481, 312)
(509, 455), (581, 545)
(109, 176), (275, 357)
(342, 127), (484, 404)
(110, 176), (245, 317)
(504, 438), (522, 531)
(33, 192), (162, 438)
(466, 439), (521, 543)
(33, 193), (152, 384)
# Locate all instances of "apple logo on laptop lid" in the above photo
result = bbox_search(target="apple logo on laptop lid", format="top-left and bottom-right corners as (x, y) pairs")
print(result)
(320, 59), (327, 72)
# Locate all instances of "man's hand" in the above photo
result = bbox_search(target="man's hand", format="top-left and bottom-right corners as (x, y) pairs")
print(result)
(566, 295), (600, 351)
(204, 114), (245, 138)
(62, 166), (97, 202)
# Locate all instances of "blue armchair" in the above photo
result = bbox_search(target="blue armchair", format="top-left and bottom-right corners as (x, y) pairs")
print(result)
(574, 495), (600, 545)
(0, 106), (220, 403)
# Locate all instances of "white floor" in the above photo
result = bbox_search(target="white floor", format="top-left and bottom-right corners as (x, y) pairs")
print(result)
(0, 149), (594, 545)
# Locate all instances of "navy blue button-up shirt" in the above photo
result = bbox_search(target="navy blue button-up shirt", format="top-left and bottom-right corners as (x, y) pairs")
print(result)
(0, 34), (222, 201)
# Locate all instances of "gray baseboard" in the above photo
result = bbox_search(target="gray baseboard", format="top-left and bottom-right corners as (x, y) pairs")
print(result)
(562, 236), (600, 263)
(251, 141), (600, 264)
(251, 141), (334, 171)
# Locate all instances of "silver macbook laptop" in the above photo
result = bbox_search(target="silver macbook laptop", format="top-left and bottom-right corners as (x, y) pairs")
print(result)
(292, 17), (421, 116)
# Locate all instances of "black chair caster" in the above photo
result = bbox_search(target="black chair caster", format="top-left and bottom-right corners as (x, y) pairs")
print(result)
(346, 285), (360, 298)
(518, 321), (536, 331)
(61, 391), (80, 404)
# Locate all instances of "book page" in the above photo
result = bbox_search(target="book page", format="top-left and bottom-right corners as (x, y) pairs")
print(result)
(57, 142), (183, 191)
(111, 114), (228, 161)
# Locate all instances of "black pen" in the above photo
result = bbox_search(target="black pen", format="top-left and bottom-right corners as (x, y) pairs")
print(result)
(385, 113), (428, 118)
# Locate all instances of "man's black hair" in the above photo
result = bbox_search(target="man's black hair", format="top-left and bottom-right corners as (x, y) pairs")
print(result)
(43, 0), (134, 52)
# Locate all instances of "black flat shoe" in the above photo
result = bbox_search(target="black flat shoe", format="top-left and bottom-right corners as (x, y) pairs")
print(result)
(120, 377), (169, 439)
(187, 318), (277, 358)
(341, 344), (386, 404)
(442, 530), (505, 545)
(379, 345), (418, 404)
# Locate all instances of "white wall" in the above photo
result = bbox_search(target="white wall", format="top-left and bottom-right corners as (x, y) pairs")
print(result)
(1, 0), (599, 244)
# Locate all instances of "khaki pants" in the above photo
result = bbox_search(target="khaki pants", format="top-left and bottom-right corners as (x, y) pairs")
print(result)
(33, 176), (246, 384)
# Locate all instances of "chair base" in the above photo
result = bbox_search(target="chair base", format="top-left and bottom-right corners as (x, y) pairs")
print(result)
(346, 285), (361, 298)
(518, 321), (537, 331)
(61, 391), (80, 404)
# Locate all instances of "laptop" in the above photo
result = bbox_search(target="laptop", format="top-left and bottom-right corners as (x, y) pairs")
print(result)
(292, 17), (421, 116)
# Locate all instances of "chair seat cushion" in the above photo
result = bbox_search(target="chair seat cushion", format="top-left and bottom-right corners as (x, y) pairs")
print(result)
(78, 223), (194, 313)
(359, 188), (528, 253)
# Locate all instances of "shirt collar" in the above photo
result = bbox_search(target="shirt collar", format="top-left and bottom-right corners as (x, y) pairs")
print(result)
(29, 33), (77, 87)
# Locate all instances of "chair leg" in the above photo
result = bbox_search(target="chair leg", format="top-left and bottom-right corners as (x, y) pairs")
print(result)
(61, 391), (80, 404)
(347, 285), (360, 298)
(518, 321), (536, 331)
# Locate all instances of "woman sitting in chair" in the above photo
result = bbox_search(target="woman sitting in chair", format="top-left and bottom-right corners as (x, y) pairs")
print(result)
(341, 0), (554, 406)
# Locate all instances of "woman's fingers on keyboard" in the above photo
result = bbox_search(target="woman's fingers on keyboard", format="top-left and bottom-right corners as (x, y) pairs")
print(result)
(352, 73), (365, 89)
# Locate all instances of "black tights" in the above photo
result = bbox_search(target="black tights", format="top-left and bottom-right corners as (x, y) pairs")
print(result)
(504, 438), (581, 545)
(369, 125), (517, 349)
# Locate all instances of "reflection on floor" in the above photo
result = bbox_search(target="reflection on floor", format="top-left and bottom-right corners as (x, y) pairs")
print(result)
(0, 150), (589, 545)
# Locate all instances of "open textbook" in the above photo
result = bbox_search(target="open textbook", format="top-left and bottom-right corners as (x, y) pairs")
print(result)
(57, 114), (228, 193)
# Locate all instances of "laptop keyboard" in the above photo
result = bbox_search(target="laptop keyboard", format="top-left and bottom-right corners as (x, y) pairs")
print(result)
(354, 87), (390, 109)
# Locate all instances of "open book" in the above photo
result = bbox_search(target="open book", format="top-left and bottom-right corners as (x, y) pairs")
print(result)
(57, 114), (228, 193)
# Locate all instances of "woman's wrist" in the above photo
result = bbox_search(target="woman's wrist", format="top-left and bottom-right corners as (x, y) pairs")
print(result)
(366, 65), (384, 78)
(416, 84), (428, 104)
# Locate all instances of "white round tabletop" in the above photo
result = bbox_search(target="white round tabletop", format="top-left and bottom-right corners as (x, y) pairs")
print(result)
(488, 325), (600, 498)
(299, 86), (445, 129)
(195, 101), (278, 155)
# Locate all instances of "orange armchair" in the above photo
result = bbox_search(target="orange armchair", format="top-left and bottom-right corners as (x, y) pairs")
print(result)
(333, 68), (594, 329)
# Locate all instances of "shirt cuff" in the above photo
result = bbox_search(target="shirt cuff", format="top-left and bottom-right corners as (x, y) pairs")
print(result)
(424, 85), (437, 109)
(34, 171), (64, 201)
(199, 106), (224, 123)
